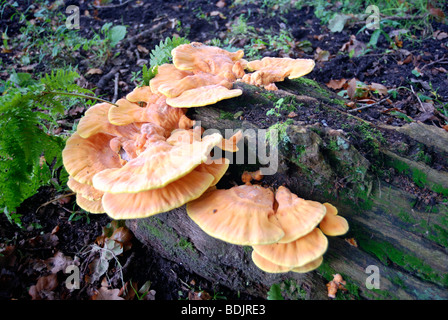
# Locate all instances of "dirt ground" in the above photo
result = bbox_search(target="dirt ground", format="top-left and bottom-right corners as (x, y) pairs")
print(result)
(1, 0), (447, 300)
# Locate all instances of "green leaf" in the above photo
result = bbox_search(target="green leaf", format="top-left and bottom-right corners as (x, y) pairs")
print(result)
(267, 284), (284, 300)
(109, 25), (126, 47)
(368, 29), (381, 48)
(328, 13), (351, 33)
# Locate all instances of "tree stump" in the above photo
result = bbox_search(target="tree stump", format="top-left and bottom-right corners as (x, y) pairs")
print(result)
(126, 79), (448, 300)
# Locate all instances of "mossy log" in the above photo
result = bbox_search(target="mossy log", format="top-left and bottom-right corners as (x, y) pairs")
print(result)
(126, 79), (448, 300)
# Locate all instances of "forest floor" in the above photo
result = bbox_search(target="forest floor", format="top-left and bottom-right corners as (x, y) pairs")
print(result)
(0, 0), (447, 300)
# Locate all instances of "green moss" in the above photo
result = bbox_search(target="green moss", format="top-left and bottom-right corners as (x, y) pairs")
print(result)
(219, 110), (235, 120)
(265, 119), (294, 149)
(293, 77), (330, 97)
(176, 237), (196, 253)
(356, 235), (445, 286)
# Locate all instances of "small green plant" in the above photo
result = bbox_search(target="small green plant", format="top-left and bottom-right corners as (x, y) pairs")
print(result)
(149, 36), (190, 67)
(267, 283), (284, 300)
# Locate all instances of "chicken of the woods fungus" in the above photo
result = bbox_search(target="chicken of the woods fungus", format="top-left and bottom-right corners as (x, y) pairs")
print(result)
(187, 170), (349, 274)
(62, 41), (347, 276)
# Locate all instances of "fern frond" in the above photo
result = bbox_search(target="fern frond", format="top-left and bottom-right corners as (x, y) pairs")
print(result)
(149, 36), (190, 67)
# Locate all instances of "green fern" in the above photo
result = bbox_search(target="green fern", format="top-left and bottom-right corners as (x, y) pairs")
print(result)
(149, 36), (190, 67)
(0, 68), (97, 226)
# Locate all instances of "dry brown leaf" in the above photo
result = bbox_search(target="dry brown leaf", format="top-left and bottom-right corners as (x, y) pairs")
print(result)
(188, 290), (212, 300)
(92, 286), (125, 300)
(137, 45), (149, 55)
(340, 35), (366, 58)
(429, 7), (445, 21)
(29, 273), (59, 300)
(346, 78), (358, 100)
(345, 238), (358, 247)
(216, 0), (226, 8)
(86, 68), (103, 75)
(326, 78), (347, 90)
(314, 47), (330, 62)
(44, 251), (78, 274)
(369, 83), (388, 96)
(443, 124), (448, 132)
(433, 30), (448, 40)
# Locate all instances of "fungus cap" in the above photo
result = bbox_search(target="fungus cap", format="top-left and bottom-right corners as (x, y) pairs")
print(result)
(76, 193), (105, 214)
(157, 72), (232, 98)
(291, 256), (324, 273)
(101, 169), (215, 219)
(149, 64), (193, 95)
(77, 102), (140, 139)
(62, 133), (122, 185)
(252, 228), (328, 267)
(195, 158), (230, 186)
(319, 203), (349, 236)
(251, 250), (293, 273)
(166, 85), (242, 108)
(92, 133), (223, 194)
(246, 57), (315, 79)
(186, 184), (284, 245)
(67, 176), (103, 201)
(271, 186), (327, 243)
(126, 85), (157, 103)
(172, 42), (244, 72)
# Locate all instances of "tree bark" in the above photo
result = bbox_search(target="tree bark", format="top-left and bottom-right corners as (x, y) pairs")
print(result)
(126, 79), (448, 300)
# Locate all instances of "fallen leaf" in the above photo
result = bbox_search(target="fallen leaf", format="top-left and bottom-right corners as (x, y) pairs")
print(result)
(29, 274), (59, 300)
(137, 45), (149, 55)
(44, 251), (78, 274)
(345, 238), (358, 247)
(398, 54), (413, 65)
(340, 35), (366, 58)
(210, 11), (226, 19)
(346, 78), (358, 100)
(443, 124), (448, 132)
(314, 47), (330, 62)
(433, 30), (448, 40)
(86, 68), (103, 75)
(369, 83), (388, 96)
(92, 286), (124, 300)
(326, 78), (347, 90)
(328, 13), (352, 33)
(429, 7), (445, 21)
(188, 290), (212, 300)
(216, 0), (226, 8)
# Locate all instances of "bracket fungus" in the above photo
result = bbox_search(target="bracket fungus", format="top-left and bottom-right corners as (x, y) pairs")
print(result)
(186, 184), (285, 246)
(61, 41), (348, 280)
(242, 57), (315, 90)
(319, 203), (349, 236)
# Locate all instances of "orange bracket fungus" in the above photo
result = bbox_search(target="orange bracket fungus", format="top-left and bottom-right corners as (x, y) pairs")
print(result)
(319, 202), (349, 236)
(61, 41), (349, 279)
(242, 57), (315, 90)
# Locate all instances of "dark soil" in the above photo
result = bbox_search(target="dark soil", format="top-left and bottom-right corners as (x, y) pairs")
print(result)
(1, 0), (447, 300)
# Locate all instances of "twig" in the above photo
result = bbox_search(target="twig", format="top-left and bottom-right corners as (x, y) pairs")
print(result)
(42, 91), (118, 106)
(91, 0), (134, 9)
(420, 55), (448, 71)
(95, 66), (121, 96)
(36, 192), (76, 213)
(125, 21), (170, 45)
(347, 97), (390, 113)
(410, 85), (427, 113)
(112, 72), (120, 103)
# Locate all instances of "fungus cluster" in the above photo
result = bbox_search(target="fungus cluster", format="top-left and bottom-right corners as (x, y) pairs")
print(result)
(62, 41), (348, 276)
(187, 172), (349, 274)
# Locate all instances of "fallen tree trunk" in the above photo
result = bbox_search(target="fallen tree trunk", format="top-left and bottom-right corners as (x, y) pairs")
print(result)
(126, 79), (448, 300)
